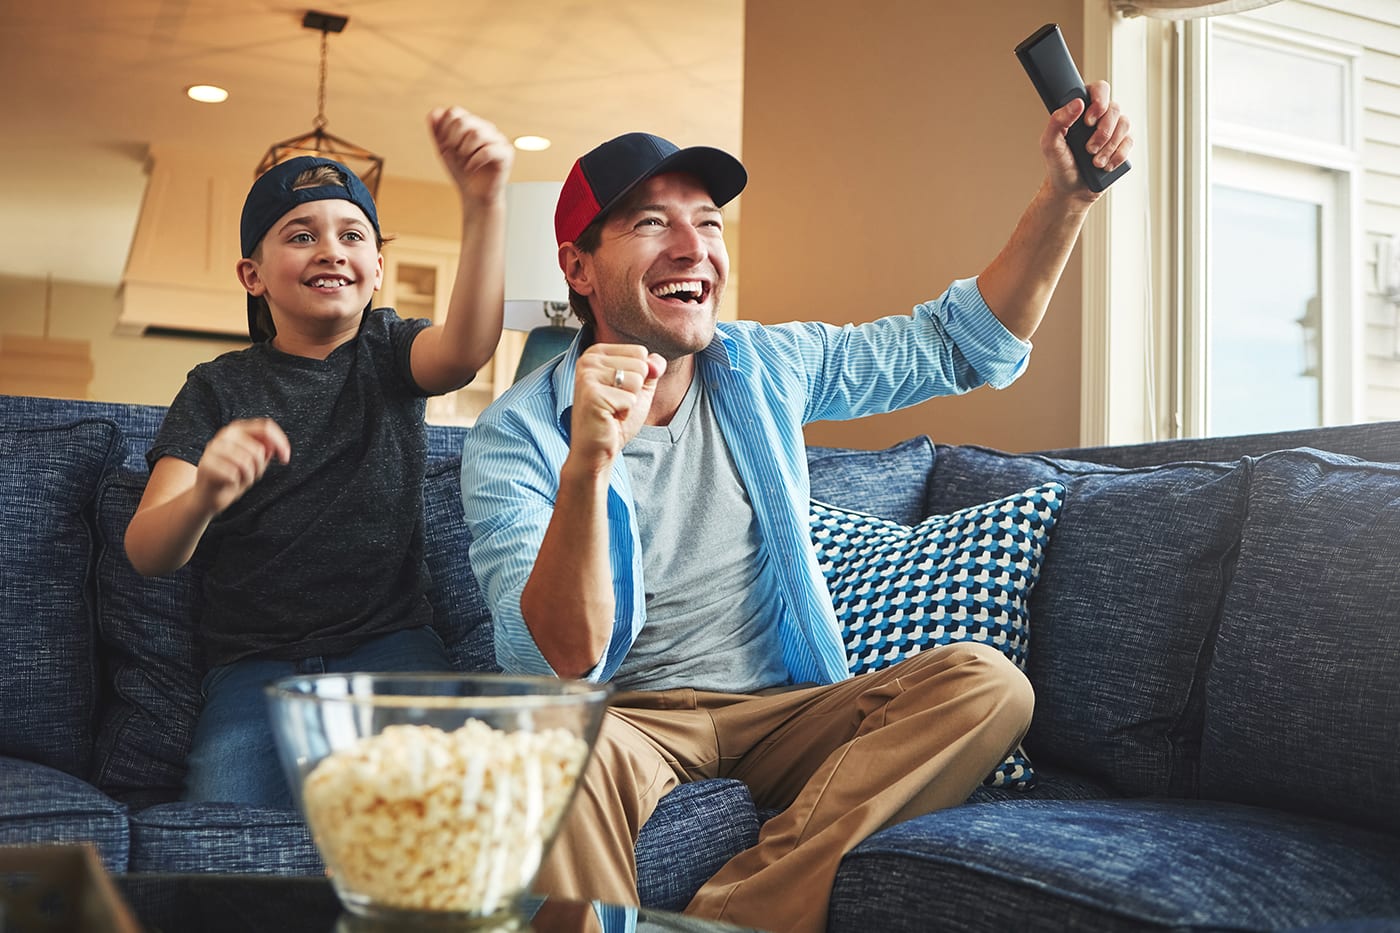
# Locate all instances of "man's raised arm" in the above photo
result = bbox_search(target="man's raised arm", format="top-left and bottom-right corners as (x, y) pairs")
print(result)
(976, 80), (1132, 341)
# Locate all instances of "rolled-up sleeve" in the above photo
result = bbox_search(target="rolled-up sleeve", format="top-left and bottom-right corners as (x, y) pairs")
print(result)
(921, 277), (1031, 390)
(754, 276), (1033, 426)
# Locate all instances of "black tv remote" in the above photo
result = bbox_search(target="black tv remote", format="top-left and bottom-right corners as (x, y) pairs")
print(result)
(1014, 23), (1130, 192)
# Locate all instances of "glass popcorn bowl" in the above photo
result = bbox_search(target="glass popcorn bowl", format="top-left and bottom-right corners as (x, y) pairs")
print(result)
(266, 673), (609, 926)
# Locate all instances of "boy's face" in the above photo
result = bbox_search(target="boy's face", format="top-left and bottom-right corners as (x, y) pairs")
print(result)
(237, 199), (383, 340)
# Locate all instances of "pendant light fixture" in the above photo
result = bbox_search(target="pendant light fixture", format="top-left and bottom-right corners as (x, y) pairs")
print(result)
(255, 10), (384, 196)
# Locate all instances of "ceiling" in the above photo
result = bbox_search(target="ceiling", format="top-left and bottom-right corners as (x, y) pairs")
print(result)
(0, 0), (744, 288)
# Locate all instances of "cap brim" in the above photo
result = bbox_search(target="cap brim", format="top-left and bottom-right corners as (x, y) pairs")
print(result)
(593, 146), (747, 233)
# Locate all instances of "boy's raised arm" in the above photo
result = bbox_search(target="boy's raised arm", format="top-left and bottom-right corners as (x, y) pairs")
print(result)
(409, 107), (514, 395)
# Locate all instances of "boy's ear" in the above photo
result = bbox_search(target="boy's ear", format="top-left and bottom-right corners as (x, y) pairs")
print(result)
(235, 258), (265, 297)
(559, 244), (593, 297)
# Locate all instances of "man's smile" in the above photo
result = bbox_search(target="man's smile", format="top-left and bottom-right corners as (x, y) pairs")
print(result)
(649, 279), (710, 304)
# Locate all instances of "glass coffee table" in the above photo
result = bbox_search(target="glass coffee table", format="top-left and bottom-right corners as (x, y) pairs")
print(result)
(116, 873), (766, 932)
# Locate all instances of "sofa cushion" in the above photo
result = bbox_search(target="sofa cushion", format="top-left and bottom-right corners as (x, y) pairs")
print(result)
(127, 802), (322, 874)
(807, 437), (935, 526)
(810, 483), (1064, 788)
(0, 419), (124, 778)
(422, 457), (497, 673)
(830, 799), (1400, 933)
(927, 446), (1249, 797)
(90, 470), (203, 807)
(635, 778), (761, 911)
(0, 755), (130, 872)
(1201, 449), (1400, 835)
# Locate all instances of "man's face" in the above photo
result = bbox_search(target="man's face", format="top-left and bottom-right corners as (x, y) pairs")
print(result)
(573, 172), (728, 361)
(239, 199), (383, 339)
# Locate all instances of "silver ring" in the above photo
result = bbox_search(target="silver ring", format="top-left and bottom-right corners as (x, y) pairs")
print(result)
(613, 368), (626, 388)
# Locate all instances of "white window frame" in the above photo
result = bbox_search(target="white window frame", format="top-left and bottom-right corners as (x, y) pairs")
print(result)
(1086, 2), (1364, 443)
(1081, 8), (1166, 444)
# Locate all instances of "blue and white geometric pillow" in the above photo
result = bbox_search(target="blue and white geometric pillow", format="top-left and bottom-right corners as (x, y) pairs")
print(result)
(809, 482), (1065, 789)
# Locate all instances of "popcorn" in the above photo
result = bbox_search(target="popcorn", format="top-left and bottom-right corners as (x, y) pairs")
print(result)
(301, 719), (590, 915)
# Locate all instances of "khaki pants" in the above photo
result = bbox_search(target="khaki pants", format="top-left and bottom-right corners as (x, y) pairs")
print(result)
(534, 641), (1033, 933)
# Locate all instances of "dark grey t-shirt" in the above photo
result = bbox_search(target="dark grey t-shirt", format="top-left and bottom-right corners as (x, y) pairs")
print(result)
(147, 308), (434, 668)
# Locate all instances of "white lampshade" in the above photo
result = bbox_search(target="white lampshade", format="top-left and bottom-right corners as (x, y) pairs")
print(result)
(503, 181), (568, 333)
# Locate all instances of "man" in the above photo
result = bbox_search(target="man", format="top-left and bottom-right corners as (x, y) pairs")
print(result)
(462, 83), (1131, 933)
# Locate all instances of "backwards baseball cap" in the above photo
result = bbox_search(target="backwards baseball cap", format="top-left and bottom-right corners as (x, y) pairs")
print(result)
(554, 132), (747, 246)
(238, 155), (381, 341)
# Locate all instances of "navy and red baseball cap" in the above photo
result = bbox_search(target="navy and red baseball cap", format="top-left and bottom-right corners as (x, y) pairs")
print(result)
(239, 155), (381, 341)
(554, 133), (747, 246)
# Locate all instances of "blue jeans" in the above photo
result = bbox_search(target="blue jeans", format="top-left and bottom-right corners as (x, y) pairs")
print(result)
(182, 626), (454, 807)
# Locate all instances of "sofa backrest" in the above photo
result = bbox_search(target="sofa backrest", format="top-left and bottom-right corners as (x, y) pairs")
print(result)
(1198, 448), (1400, 836)
(926, 446), (1249, 798)
(1041, 420), (1400, 469)
(90, 467), (203, 806)
(926, 429), (1400, 839)
(0, 413), (125, 779)
(807, 437), (935, 525)
(422, 427), (498, 673)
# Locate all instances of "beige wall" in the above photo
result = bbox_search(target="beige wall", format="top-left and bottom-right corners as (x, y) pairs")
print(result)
(740, 1), (1086, 452)
(0, 274), (242, 405)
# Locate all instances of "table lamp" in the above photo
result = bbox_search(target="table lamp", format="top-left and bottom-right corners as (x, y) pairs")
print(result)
(504, 181), (577, 383)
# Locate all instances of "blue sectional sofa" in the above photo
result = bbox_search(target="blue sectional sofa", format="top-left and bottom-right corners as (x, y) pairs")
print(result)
(3, 391), (1399, 931)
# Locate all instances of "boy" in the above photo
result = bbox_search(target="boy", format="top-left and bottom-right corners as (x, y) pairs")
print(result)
(124, 107), (512, 806)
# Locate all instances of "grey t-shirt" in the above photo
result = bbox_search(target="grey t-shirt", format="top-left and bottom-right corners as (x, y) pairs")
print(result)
(147, 308), (435, 668)
(613, 374), (788, 693)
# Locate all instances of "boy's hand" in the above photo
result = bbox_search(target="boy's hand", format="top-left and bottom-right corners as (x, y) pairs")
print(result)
(193, 418), (291, 516)
(429, 106), (514, 206)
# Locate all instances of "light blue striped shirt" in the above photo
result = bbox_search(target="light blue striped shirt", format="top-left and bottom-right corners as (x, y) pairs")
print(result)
(460, 277), (1030, 686)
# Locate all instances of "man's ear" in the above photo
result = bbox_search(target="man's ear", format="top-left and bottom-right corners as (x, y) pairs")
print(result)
(235, 258), (265, 297)
(559, 243), (594, 297)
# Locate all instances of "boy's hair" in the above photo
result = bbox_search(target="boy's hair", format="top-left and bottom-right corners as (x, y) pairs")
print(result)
(239, 156), (383, 342)
(291, 163), (351, 194)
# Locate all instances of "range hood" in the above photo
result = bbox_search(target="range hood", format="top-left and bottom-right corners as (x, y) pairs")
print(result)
(118, 147), (254, 340)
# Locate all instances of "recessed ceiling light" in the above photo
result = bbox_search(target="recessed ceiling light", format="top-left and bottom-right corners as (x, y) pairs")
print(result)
(513, 135), (551, 152)
(186, 85), (229, 104)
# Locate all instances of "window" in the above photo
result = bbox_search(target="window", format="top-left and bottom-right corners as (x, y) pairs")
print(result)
(1203, 20), (1357, 436)
(1093, 2), (1376, 443)
(1207, 156), (1330, 434)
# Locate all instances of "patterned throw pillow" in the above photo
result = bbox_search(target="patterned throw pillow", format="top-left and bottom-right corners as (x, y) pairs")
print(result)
(809, 482), (1065, 789)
